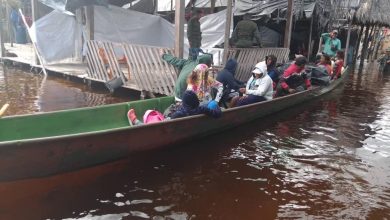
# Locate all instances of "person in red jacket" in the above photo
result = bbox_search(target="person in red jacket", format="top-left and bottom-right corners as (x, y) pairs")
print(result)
(275, 56), (311, 97)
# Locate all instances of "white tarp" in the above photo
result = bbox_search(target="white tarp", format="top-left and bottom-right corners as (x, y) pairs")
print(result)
(156, 0), (227, 11)
(30, 11), (82, 63)
(194, 0), (228, 7)
(94, 5), (175, 47)
(31, 5), (228, 64)
(157, 0), (191, 11)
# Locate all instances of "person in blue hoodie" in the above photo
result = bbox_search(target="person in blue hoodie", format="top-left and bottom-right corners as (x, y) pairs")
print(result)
(216, 59), (245, 106)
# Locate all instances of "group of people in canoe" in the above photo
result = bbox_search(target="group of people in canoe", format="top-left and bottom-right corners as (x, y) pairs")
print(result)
(128, 28), (344, 125)
(128, 46), (345, 125)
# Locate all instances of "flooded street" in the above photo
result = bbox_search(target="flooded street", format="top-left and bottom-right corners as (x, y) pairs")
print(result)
(0, 63), (389, 220)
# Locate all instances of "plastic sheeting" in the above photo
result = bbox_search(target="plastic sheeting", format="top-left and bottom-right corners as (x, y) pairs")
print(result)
(94, 5), (174, 47)
(157, 0), (191, 11)
(30, 5), (229, 64)
(30, 11), (82, 63)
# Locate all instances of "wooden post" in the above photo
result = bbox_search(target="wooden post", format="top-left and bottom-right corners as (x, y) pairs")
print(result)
(369, 26), (379, 62)
(344, 22), (352, 67)
(307, 14), (314, 59)
(6, 5), (14, 47)
(86, 5), (94, 41)
(31, 0), (39, 64)
(153, 0), (158, 14)
(359, 24), (371, 66)
(174, 0), (184, 58)
(0, 20), (5, 57)
(223, 0), (233, 64)
(354, 25), (364, 61)
(211, 0), (216, 13)
(373, 27), (382, 60)
(283, 0), (293, 48)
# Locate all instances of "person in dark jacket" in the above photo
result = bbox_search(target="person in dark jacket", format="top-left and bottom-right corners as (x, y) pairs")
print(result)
(171, 90), (222, 119)
(187, 9), (204, 60)
(231, 14), (262, 48)
(216, 59), (244, 105)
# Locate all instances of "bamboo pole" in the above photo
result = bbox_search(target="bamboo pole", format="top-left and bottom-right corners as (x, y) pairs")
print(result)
(283, 0), (294, 48)
(174, 0), (184, 58)
(223, 0), (233, 64)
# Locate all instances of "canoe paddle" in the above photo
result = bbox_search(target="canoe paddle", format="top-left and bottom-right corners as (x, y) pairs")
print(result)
(0, 104), (9, 117)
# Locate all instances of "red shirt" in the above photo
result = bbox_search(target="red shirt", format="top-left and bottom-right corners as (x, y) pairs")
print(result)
(281, 63), (311, 89)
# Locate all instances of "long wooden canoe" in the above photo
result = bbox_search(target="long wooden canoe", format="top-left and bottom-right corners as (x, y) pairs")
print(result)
(0, 68), (349, 182)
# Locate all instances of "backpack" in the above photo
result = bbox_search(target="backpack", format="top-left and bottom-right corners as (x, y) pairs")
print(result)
(143, 110), (165, 124)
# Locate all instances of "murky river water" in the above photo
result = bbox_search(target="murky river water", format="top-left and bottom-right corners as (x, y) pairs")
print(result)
(0, 63), (389, 219)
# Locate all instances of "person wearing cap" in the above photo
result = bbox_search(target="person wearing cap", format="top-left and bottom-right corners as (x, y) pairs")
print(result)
(230, 62), (273, 107)
(378, 48), (390, 73)
(275, 56), (311, 97)
(231, 14), (262, 48)
(321, 30), (341, 57)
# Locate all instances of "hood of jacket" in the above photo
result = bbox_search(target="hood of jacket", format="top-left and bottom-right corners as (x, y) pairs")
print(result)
(224, 58), (237, 75)
(197, 54), (212, 66)
(182, 90), (200, 109)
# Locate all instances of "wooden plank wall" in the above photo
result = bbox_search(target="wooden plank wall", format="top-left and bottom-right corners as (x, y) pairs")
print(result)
(226, 48), (290, 82)
(86, 40), (177, 96)
(86, 41), (126, 82)
(122, 44), (177, 96)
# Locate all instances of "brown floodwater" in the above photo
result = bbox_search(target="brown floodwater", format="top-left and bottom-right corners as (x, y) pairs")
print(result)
(0, 63), (389, 220)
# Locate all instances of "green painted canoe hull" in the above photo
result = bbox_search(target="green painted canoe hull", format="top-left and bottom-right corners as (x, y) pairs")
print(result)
(0, 68), (349, 182)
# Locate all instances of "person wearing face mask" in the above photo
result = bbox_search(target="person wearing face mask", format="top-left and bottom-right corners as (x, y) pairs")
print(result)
(230, 62), (273, 107)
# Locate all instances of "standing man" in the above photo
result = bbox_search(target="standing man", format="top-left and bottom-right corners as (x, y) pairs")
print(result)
(231, 14), (262, 48)
(187, 9), (204, 60)
(321, 30), (341, 57)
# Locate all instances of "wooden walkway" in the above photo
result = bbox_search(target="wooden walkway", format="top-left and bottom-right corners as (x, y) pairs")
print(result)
(2, 43), (141, 91)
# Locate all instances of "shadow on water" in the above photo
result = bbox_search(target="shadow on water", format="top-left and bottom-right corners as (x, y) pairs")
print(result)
(0, 64), (389, 219)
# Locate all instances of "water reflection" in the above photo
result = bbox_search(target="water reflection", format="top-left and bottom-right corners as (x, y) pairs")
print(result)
(0, 66), (131, 116)
(0, 63), (389, 219)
